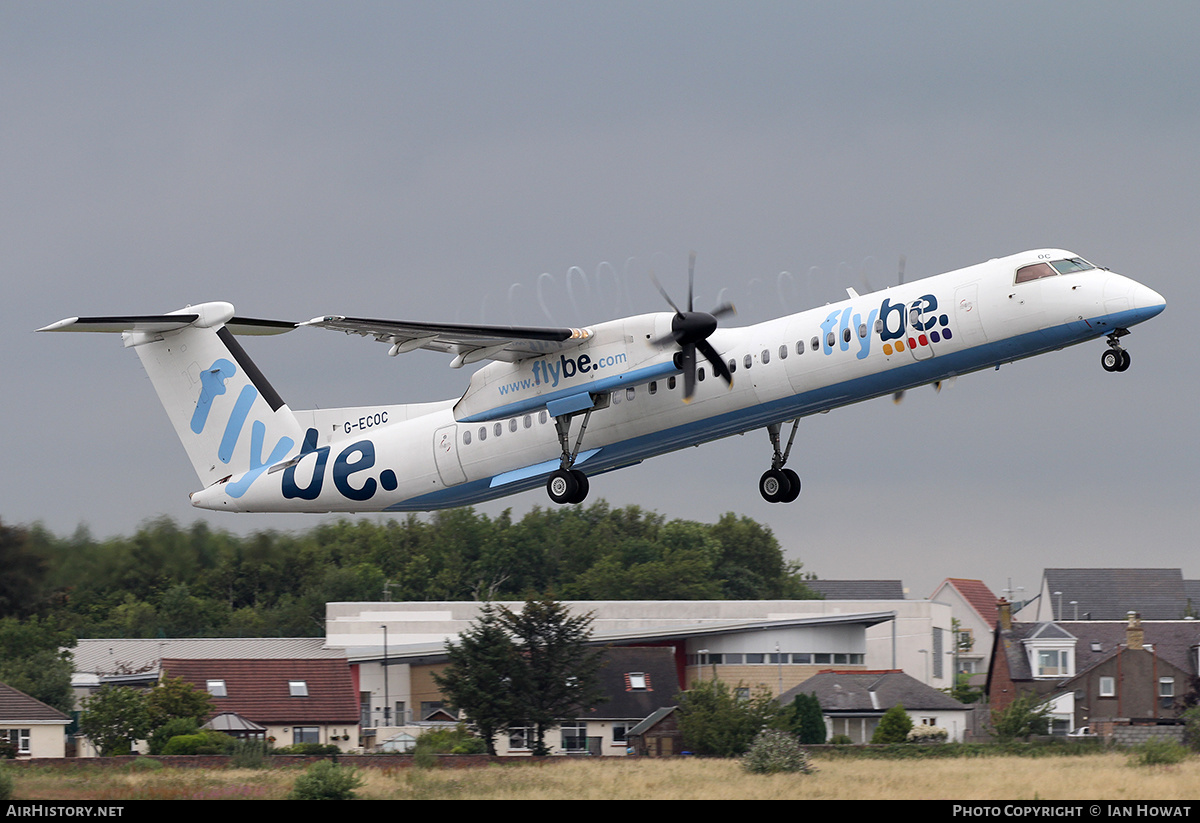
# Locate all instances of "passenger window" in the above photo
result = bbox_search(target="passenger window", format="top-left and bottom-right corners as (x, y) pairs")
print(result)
(842, 328), (852, 343)
(478, 427), (487, 441)
(539, 410), (548, 424)
(524, 415), (532, 429)
(761, 349), (770, 364)
(626, 387), (635, 401)
(698, 367), (705, 382)
(649, 381), (658, 395)
(509, 419), (518, 432)
(858, 323), (867, 338)
(463, 430), (472, 445)
(727, 359), (736, 374)
(494, 422), (503, 437)
(796, 340), (805, 355)
(811, 336), (820, 351)
(612, 390), (622, 404)
(743, 354), (753, 370)
(779, 344), (788, 360)
(668, 376), (677, 390)
(826, 332), (836, 348)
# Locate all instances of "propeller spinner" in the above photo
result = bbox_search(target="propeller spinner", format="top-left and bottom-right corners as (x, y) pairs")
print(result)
(651, 253), (735, 400)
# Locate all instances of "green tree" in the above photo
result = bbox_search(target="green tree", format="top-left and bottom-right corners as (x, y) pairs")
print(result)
(432, 604), (521, 755)
(146, 676), (214, 727)
(785, 692), (826, 745)
(0, 617), (75, 715)
(675, 678), (781, 756)
(79, 685), (152, 756)
(990, 693), (1051, 742)
(497, 599), (606, 756)
(871, 703), (913, 743)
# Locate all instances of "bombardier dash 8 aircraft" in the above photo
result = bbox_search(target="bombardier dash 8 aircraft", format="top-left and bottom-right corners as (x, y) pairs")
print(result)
(40, 249), (1164, 512)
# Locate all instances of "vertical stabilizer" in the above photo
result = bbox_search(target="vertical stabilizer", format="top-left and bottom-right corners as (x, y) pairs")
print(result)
(40, 303), (302, 490)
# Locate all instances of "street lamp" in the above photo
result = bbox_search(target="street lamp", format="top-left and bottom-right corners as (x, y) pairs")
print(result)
(382, 624), (390, 727)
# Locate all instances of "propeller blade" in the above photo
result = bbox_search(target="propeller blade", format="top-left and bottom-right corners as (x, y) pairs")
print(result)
(681, 344), (697, 400)
(893, 391), (905, 404)
(696, 338), (732, 385)
(649, 269), (681, 315)
(709, 302), (736, 320)
(687, 251), (696, 312)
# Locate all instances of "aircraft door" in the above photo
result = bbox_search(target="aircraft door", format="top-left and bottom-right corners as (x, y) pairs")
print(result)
(433, 425), (468, 486)
(906, 301), (937, 362)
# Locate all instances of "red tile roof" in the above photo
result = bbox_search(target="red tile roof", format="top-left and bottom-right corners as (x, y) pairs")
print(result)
(160, 658), (359, 725)
(943, 578), (1000, 627)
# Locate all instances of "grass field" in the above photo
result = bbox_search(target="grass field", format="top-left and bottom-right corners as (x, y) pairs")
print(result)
(6, 751), (1200, 801)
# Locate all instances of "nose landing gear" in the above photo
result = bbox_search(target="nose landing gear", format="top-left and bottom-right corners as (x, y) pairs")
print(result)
(1101, 329), (1131, 372)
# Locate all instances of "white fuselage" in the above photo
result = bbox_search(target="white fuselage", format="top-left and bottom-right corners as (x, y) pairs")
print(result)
(189, 249), (1165, 513)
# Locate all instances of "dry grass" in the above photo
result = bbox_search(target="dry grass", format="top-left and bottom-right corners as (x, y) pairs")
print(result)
(8, 752), (1200, 801)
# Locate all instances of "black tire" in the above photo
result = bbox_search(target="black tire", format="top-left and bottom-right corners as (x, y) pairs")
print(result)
(1101, 349), (1121, 372)
(547, 469), (579, 504)
(759, 469), (788, 503)
(569, 469), (590, 504)
(780, 468), (801, 503)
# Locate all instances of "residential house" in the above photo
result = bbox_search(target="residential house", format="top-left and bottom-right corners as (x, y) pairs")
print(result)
(929, 578), (1000, 686)
(499, 646), (680, 756)
(988, 603), (1199, 735)
(161, 658), (360, 750)
(779, 669), (972, 743)
(1015, 568), (1200, 623)
(0, 682), (70, 759)
(69, 638), (354, 755)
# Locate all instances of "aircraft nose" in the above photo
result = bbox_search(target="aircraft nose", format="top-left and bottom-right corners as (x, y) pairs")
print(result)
(1131, 281), (1166, 316)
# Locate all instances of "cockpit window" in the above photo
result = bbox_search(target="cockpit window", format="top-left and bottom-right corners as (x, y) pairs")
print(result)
(1049, 257), (1095, 275)
(1015, 262), (1056, 283)
(1015, 257), (1096, 283)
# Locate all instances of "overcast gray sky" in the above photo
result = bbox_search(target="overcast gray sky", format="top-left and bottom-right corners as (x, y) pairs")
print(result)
(5, 1), (1196, 600)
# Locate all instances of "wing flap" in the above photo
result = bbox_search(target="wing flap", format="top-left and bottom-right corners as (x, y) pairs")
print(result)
(304, 315), (592, 363)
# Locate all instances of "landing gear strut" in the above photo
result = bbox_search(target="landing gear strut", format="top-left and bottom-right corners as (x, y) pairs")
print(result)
(759, 420), (801, 503)
(1101, 329), (1131, 373)
(546, 408), (593, 504)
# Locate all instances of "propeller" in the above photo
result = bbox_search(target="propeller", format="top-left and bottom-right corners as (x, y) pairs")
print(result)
(650, 252), (735, 401)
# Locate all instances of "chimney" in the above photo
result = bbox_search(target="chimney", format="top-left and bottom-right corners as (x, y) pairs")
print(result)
(998, 598), (1012, 631)
(1126, 611), (1143, 650)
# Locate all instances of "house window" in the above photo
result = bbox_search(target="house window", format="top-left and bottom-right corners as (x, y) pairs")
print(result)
(626, 672), (650, 691)
(206, 680), (227, 697)
(612, 724), (628, 744)
(509, 726), (534, 750)
(561, 722), (587, 752)
(293, 727), (320, 745)
(1036, 649), (1069, 677)
(1099, 676), (1115, 697)
(289, 680), (309, 697)
(0, 729), (30, 755)
(1160, 677), (1175, 698)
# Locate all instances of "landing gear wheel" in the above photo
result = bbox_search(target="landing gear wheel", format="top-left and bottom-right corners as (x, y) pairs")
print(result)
(780, 468), (801, 503)
(569, 469), (589, 504)
(547, 469), (579, 504)
(759, 468), (793, 503)
(1101, 348), (1129, 372)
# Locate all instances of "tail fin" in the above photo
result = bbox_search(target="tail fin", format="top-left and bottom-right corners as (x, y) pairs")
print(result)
(39, 302), (303, 489)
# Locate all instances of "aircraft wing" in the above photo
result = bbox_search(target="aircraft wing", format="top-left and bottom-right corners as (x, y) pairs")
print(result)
(303, 315), (592, 367)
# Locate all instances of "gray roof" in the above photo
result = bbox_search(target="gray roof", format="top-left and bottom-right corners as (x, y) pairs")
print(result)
(0, 682), (69, 723)
(780, 670), (967, 714)
(1043, 569), (1191, 620)
(807, 580), (906, 600)
(995, 620), (1200, 682)
(72, 638), (343, 675)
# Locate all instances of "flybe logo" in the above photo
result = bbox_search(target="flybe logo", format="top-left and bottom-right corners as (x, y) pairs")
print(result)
(191, 358), (294, 499)
(820, 293), (952, 359)
(498, 351), (629, 395)
(194, 357), (397, 503)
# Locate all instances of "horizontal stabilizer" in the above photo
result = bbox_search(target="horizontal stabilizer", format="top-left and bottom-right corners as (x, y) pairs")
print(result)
(38, 305), (296, 336)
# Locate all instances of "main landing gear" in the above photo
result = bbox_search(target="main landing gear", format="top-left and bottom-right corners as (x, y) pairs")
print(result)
(1101, 329), (1131, 373)
(546, 408), (593, 505)
(759, 420), (802, 503)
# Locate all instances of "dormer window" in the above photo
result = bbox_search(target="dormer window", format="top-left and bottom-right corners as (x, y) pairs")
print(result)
(206, 679), (227, 697)
(1036, 649), (1070, 678)
(289, 680), (309, 697)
